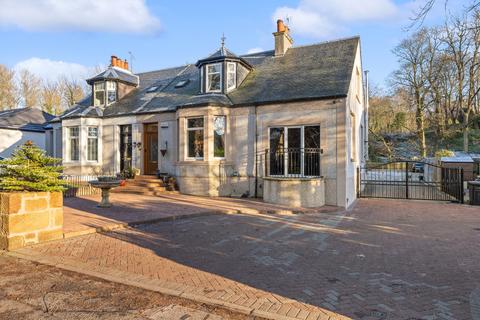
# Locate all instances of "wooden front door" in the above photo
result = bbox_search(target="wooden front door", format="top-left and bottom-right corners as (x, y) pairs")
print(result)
(144, 123), (158, 175)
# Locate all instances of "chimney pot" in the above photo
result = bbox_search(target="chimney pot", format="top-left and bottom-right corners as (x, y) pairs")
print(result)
(111, 55), (118, 67)
(277, 19), (286, 33)
(124, 59), (129, 71)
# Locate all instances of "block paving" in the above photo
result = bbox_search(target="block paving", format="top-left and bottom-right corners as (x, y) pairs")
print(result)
(11, 198), (480, 320)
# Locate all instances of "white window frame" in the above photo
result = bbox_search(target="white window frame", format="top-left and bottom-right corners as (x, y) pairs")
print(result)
(206, 63), (222, 93)
(87, 126), (99, 162)
(93, 82), (105, 106)
(213, 116), (226, 159)
(226, 62), (236, 91)
(268, 124), (320, 177)
(106, 81), (117, 106)
(68, 126), (80, 162)
(185, 117), (205, 160)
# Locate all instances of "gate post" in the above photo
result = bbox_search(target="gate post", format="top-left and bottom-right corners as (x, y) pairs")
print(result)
(460, 167), (464, 204)
(357, 166), (360, 198)
(405, 162), (409, 199)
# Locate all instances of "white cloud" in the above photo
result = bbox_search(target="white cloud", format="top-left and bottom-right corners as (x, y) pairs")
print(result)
(14, 58), (96, 83)
(0, 0), (161, 34)
(273, 0), (403, 38)
(246, 47), (264, 54)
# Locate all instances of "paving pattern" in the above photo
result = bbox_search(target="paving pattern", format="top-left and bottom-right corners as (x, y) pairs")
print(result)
(13, 199), (480, 320)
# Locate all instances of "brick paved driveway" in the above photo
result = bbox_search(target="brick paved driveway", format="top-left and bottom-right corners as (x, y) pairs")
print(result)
(12, 199), (480, 319)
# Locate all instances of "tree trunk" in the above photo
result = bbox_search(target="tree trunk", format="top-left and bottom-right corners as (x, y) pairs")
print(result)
(416, 108), (427, 158)
(463, 112), (469, 152)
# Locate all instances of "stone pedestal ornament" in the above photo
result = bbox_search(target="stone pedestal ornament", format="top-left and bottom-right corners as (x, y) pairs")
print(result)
(89, 179), (121, 208)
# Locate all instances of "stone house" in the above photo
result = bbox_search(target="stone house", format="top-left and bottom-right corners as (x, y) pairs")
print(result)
(47, 20), (368, 208)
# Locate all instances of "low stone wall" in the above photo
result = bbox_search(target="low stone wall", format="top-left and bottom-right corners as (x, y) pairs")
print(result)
(263, 177), (325, 208)
(0, 192), (63, 250)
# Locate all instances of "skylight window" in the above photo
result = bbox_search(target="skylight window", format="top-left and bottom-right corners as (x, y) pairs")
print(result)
(175, 79), (190, 88)
(146, 86), (160, 93)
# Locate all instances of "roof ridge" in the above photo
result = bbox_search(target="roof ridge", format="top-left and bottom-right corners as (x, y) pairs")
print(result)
(290, 35), (360, 50)
(135, 65), (188, 76)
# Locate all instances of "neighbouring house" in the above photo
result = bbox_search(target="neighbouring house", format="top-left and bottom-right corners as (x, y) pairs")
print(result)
(47, 20), (368, 208)
(0, 107), (54, 159)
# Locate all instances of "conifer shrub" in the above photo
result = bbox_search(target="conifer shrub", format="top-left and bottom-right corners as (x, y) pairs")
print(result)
(0, 141), (66, 192)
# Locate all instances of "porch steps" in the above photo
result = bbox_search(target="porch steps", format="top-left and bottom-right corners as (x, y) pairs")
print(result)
(113, 175), (169, 196)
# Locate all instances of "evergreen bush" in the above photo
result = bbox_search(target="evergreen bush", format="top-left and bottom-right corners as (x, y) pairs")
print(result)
(0, 141), (66, 192)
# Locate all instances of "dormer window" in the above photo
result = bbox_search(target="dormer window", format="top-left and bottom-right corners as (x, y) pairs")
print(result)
(107, 81), (117, 105)
(196, 42), (252, 94)
(226, 62), (236, 91)
(206, 63), (222, 92)
(94, 82), (105, 106)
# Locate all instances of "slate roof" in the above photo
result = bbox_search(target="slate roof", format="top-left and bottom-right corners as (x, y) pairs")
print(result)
(0, 108), (54, 132)
(86, 67), (139, 86)
(57, 36), (359, 120)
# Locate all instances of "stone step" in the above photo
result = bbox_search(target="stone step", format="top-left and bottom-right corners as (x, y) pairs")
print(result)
(113, 185), (166, 194)
(126, 181), (165, 188)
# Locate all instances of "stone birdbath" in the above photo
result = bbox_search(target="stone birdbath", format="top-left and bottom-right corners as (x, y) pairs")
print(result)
(89, 176), (121, 208)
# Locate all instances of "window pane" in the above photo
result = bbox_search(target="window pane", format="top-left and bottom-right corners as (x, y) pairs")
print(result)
(107, 91), (116, 104)
(187, 118), (203, 128)
(87, 138), (98, 161)
(227, 63), (235, 72)
(207, 64), (221, 73)
(94, 82), (105, 90)
(95, 90), (104, 106)
(227, 73), (235, 89)
(88, 127), (98, 137)
(287, 128), (301, 175)
(188, 130), (204, 158)
(208, 73), (221, 91)
(269, 128), (284, 176)
(304, 126), (320, 176)
(106, 81), (116, 90)
(70, 138), (79, 161)
(70, 127), (79, 137)
(214, 116), (225, 158)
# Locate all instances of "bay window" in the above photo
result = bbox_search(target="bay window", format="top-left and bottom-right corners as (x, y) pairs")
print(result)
(268, 125), (320, 177)
(87, 127), (98, 161)
(69, 127), (79, 161)
(213, 116), (226, 158)
(187, 118), (204, 159)
(206, 64), (221, 92)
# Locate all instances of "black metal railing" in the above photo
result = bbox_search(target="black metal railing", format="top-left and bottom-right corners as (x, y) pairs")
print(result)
(62, 175), (101, 198)
(264, 148), (321, 178)
(358, 160), (464, 203)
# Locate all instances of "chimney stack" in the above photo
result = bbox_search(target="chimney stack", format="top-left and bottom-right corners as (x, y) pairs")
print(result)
(273, 19), (293, 56)
(110, 55), (130, 71)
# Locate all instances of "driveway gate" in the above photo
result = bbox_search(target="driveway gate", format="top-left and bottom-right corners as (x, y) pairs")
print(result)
(357, 161), (464, 203)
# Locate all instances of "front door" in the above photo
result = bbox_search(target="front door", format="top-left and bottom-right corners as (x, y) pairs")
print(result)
(144, 123), (158, 175)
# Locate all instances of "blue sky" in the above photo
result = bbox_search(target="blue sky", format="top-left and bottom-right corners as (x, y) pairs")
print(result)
(0, 0), (464, 88)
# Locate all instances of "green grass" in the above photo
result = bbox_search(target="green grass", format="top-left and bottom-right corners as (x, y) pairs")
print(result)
(426, 129), (480, 154)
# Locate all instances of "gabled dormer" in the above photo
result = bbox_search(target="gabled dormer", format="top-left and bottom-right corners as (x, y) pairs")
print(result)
(86, 56), (139, 107)
(195, 41), (252, 94)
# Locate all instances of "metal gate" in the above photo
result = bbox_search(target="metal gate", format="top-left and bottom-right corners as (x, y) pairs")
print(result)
(358, 161), (464, 203)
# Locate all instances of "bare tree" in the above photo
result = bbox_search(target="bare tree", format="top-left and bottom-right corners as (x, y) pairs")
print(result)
(59, 76), (85, 108)
(19, 69), (42, 108)
(41, 81), (62, 115)
(443, 10), (480, 151)
(0, 64), (19, 110)
(409, 0), (480, 29)
(392, 28), (438, 158)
